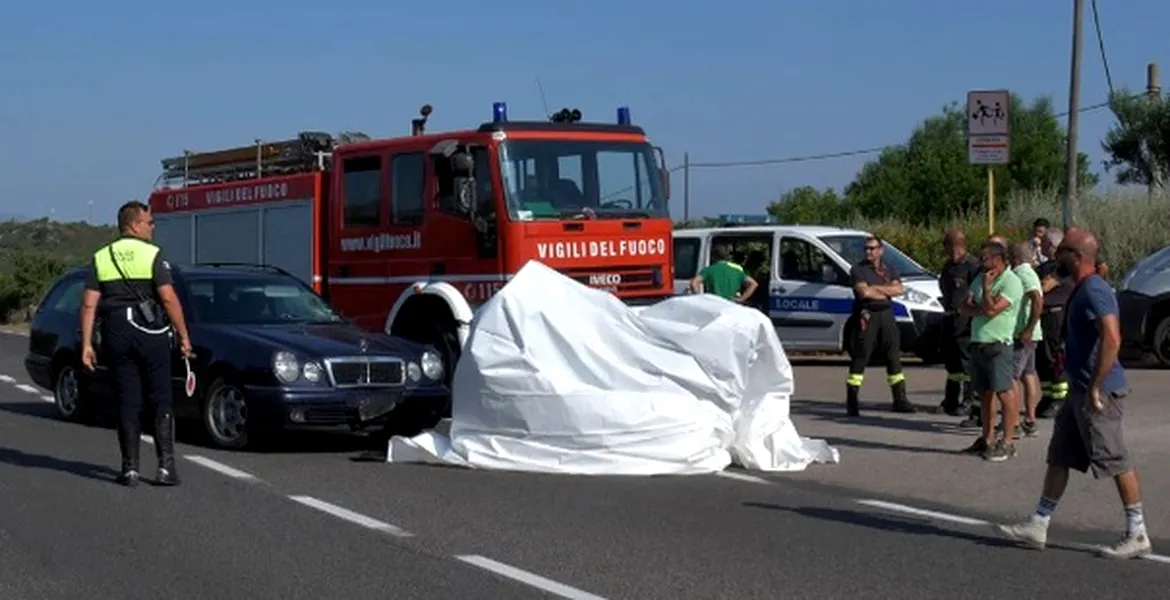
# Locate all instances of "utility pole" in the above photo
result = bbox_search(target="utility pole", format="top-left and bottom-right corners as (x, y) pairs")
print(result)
(1063, 0), (1084, 229)
(1149, 62), (1162, 197)
(683, 152), (691, 222)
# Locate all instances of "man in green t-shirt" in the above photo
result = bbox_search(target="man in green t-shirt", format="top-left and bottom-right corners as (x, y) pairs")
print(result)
(1009, 241), (1044, 436)
(959, 239), (1024, 462)
(689, 244), (759, 302)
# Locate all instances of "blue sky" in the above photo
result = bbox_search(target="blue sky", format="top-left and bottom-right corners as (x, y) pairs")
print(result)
(2, 0), (1166, 224)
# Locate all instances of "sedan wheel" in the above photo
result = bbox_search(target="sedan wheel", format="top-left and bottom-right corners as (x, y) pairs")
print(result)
(203, 380), (250, 449)
(54, 365), (83, 421)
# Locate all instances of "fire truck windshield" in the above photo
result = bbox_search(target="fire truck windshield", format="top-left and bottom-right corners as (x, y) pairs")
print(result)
(497, 140), (668, 220)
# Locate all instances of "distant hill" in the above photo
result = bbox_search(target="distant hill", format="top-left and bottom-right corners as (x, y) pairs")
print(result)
(0, 218), (118, 322)
(0, 218), (117, 273)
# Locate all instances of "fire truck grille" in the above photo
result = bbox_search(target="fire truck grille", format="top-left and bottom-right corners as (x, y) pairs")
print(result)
(325, 357), (405, 387)
(560, 265), (664, 293)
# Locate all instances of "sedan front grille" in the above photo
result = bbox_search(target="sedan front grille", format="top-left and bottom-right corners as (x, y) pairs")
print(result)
(324, 356), (405, 387)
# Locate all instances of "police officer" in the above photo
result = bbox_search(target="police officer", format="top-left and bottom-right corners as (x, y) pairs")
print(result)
(937, 228), (981, 416)
(845, 235), (916, 416)
(1036, 229), (1070, 417)
(79, 201), (192, 487)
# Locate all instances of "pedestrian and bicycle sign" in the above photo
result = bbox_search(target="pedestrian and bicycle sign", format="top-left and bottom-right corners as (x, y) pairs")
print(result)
(967, 89), (1011, 165)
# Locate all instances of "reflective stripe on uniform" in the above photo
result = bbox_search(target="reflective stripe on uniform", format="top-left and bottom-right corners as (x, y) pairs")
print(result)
(946, 373), (970, 383)
(846, 373), (863, 387)
(94, 238), (159, 282)
(886, 373), (906, 385)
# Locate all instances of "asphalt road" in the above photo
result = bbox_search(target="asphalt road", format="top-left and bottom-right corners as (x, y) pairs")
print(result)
(3, 332), (1170, 599)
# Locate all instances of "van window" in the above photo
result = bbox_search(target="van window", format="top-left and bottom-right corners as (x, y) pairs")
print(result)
(673, 238), (701, 279)
(779, 238), (840, 283)
(342, 155), (383, 228)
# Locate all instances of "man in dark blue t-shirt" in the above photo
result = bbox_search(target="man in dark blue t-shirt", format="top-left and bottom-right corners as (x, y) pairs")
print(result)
(996, 228), (1152, 560)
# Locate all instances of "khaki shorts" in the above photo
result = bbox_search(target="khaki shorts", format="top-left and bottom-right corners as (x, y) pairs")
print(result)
(1046, 387), (1132, 478)
(1012, 340), (1037, 379)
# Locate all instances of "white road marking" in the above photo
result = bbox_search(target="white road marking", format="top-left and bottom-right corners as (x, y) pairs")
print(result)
(40, 395), (54, 404)
(141, 434), (155, 445)
(287, 495), (412, 537)
(856, 499), (990, 526)
(857, 498), (1170, 564)
(15, 384), (39, 394)
(184, 455), (257, 480)
(715, 471), (772, 485)
(456, 555), (609, 600)
(0, 374), (15, 383)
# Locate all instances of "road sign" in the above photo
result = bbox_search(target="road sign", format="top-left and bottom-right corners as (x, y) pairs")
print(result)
(968, 134), (1010, 165)
(967, 89), (1011, 165)
(967, 90), (1010, 136)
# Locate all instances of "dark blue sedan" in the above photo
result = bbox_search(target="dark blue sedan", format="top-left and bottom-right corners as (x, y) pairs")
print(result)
(24, 263), (450, 450)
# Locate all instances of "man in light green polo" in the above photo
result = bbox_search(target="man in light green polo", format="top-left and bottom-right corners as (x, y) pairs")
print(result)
(959, 238), (1023, 462)
(689, 244), (759, 302)
(1009, 240), (1044, 437)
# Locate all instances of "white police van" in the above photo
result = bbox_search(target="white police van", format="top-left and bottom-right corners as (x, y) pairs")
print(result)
(672, 217), (945, 361)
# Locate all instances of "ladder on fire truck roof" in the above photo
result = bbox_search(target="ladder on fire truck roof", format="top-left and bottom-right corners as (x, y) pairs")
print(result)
(157, 131), (370, 187)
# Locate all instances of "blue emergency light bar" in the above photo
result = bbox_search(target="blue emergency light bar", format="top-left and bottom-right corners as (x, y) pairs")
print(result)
(718, 214), (779, 225)
(492, 102), (508, 123)
(617, 106), (631, 125)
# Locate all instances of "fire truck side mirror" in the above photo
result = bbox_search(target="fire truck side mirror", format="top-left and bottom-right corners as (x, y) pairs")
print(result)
(659, 167), (671, 200)
(449, 151), (478, 215)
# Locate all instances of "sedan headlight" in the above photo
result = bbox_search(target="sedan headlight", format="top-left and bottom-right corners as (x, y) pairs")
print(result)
(421, 349), (444, 380)
(272, 351), (300, 383)
(302, 360), (323, 383)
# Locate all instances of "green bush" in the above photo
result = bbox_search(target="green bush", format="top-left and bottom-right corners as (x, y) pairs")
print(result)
(846, 187), (1170, 281)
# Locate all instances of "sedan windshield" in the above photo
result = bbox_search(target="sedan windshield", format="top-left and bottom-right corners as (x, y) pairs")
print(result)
(820, 234), (933, 278)
(185, 276), (343, 325)
(498, 139), (668, 220)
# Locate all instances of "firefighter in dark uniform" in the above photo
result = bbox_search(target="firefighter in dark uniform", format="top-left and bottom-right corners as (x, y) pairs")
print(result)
(845, 235), (916, 416)
(937, 228), (981, 416)
(79, 201), (192, 487)
(1035, 229), (1071, 417)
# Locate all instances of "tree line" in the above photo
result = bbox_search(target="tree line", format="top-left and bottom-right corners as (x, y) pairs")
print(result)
(0, 219), (117, 323)
(760, 89), (1170, 226)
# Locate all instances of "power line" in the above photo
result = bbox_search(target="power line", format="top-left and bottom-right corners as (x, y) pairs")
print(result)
(1090, 0), (1116, 96)
(675, 92), (1136, 171)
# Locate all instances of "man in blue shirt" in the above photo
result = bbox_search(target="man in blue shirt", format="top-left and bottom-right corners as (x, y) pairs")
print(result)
(996, 228), (1151, 560)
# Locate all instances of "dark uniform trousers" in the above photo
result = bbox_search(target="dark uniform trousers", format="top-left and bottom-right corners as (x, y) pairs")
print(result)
(939, 313), (974, 413)
(103, 309), (173, 445)
(1036, 305), (1069, 416)
(845, 308), (915, 415)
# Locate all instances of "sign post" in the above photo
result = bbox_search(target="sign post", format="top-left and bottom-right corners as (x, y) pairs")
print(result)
(966, 89), (1011, 234)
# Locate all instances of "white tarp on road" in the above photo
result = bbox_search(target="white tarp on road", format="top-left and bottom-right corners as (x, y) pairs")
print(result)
(386, 260), (839, 475)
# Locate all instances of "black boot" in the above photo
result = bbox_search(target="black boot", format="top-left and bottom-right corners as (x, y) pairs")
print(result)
(154, 410), (180, 486)
(940, 379), (962, 415)
(959, 400), (982, 427)
(891, 380), (917, 413)
(116, 423), (141, 487)
(846, 385), (861, 417)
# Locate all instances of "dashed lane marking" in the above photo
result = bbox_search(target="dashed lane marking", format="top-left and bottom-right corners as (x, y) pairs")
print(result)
(287, 495), (413, 538)
(185, 455), (260, 481)
(714, 471), (772, 485)
(15, 384), (39, 394)
(0, 375), (15, 383)
(857, 498), (1170, 564)
(455, 555), (610, 600)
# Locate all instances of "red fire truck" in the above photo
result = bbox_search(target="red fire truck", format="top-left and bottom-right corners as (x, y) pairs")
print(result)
(148, 103), (674, 379)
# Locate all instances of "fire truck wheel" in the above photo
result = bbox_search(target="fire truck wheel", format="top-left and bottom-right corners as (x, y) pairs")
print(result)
(201, 377), (253, 450)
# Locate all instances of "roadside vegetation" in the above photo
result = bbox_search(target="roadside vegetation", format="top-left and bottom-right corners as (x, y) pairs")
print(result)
(679, 89), (1170, 282)
(0, 219), (116, 323)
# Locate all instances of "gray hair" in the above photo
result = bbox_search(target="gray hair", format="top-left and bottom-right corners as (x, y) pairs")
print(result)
(1045, 229), (1064, 246)
(1010, 241), (1034, 263)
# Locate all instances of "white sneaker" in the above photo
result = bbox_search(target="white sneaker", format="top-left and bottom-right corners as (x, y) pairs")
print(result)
(996, 519), (1048, 549)
(1097, 531), (1153, 559)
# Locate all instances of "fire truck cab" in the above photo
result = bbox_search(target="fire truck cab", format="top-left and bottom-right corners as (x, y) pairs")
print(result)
(148, 103), (674, 383)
